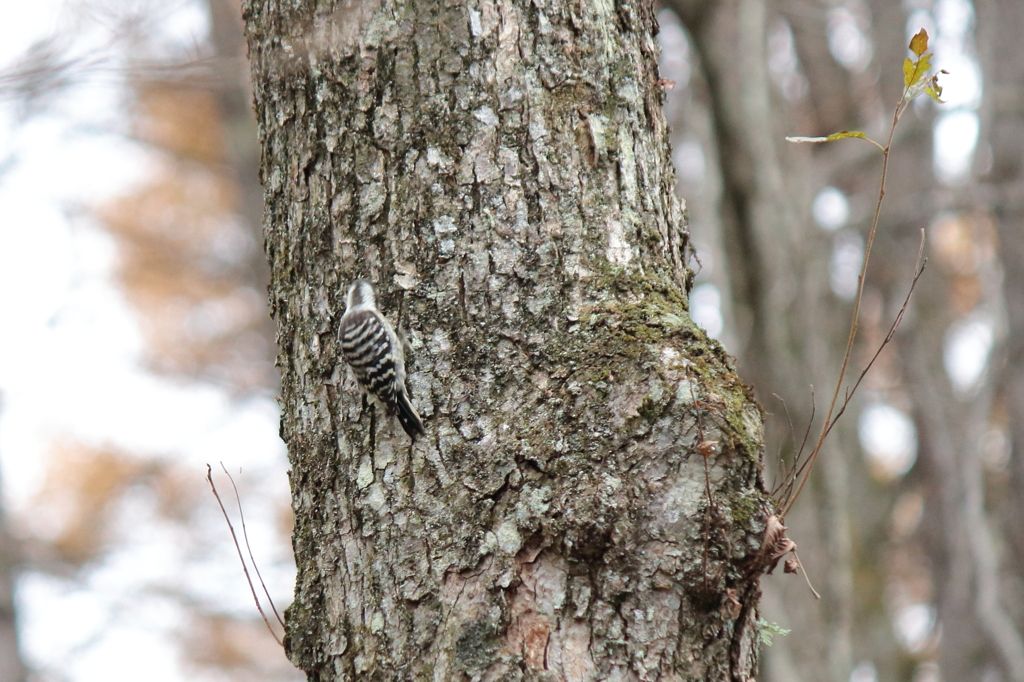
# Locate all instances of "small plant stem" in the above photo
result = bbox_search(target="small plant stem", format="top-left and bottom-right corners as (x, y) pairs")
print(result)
(780, 87), (909, 518)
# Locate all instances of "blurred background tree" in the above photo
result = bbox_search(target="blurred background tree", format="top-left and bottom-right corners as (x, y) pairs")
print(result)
(0, 0), (1021, 681)
(659, 1), (1023, 681)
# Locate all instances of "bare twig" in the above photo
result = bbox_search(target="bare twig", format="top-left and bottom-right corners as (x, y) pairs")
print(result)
(206, 464), (284, 647)
(789, 552), (821, 600)
(821, 237), (927, 437)
(771, 390), (815, 500)
(767, 394), (795, 495)
(220, 463), (285, 630)
(778, 234), (926, 516)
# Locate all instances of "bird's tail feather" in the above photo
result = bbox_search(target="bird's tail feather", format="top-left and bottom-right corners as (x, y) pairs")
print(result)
(395, 391), (426, 440)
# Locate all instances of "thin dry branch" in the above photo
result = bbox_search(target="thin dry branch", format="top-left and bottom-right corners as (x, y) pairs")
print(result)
(788, 552), (821, 600)
(770, 391), (815, 501)
(822, 235), (927, 437)
(767, 394), (796, 496)
(205, 464), (284, 647)
(220, 463), (285, 630)
(687, 377), (720, 595)
(779, 236), (926, 516)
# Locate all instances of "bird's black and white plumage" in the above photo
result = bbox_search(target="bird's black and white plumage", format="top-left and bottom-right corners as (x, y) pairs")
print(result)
(339, 279), (425, 440)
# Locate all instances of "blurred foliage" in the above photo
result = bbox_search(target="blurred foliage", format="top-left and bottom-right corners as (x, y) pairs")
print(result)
(100, 80), (275, 393)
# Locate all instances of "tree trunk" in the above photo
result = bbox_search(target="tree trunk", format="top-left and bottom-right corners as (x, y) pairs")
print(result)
(242, 1), (770, 679)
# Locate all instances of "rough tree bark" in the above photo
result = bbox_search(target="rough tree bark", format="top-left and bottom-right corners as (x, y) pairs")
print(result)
(242, 1), (770, 679)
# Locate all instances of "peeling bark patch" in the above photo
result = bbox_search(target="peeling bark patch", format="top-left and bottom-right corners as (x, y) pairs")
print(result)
(559, 620), (597, 681)
(606, 218), (633, 265)
(508, 551), (566, 672)
(513, 612), (550, 670)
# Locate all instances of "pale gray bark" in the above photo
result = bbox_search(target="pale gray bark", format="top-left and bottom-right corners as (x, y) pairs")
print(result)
(242, 0), (770, 679)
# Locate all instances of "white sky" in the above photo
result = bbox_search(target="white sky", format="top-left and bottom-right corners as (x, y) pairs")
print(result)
(0, 1), (294, 679)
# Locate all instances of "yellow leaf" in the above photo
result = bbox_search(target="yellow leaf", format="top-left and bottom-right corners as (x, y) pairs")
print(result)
(918, 53), (932, 77)
(826, 130), (868, 141)
(903, 57), (915, 88)
(909, 28), (929, 57)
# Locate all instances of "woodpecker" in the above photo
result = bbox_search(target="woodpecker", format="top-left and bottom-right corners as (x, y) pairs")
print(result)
(339, 279), (425, 440)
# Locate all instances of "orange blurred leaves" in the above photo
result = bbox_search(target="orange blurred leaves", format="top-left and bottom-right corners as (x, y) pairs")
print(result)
(99, 81), (274, 392)
(30, 440), (201, 564)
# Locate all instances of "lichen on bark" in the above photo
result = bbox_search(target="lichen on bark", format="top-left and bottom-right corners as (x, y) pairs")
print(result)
(243, 0), (770, 679)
